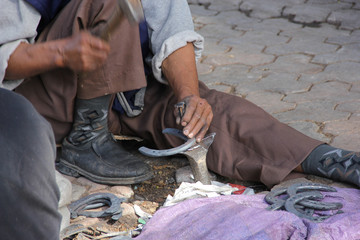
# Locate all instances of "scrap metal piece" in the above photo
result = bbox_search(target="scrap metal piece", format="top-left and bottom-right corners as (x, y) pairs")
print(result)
(284, 191), (333, 222)
(69, 193), (125, 221)
(286, 182), (337, 196)
(265, 187), (287, 211)
(287, 182), (343, 210)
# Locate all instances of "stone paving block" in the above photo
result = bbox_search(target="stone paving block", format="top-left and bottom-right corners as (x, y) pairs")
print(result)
(265, 37), (338, 55)
(219, 39), (264, 54)
(240, 0), (283, 19)
(245, 91), (296, 114)
(198, 64), (252, 86)
(325, 29), (353, 45)
(197, 62), (214, 75)
(202, 38), (230, 56)
(235, 71), (312, 95)
(283, 3), (351, 24)
(328, 9), (360, 30)
(204, 51), (275, 67)
(209, 11), (255, 26)
(255, 72), (311, 94)
(207, 83), (234, 93)
(312, 43), (360, 64)
(330, 134), (360, 151)
(197, 24), (244, 39)
(234, 30), (289, 47)
(287, 121), (330, 142)
(323, 115), (360, 136)
(189, 4), (218, 17)
(235, 18), (303, 33)
(240, 0), (304, 19)
(307, 0), (339, 3)
(305, 62), (360, 84)
(350, 82), (360, 93)
(323, 115), (360, 150)
(336, 100), (360, 114)
(297, 73), (326, 86)
(355, 2), (360, 9)
(279, 24), (339, 40)
(284, 81), (351, 103)
(273, 100), (349, 123)
(253, 54), (323, 75)
(207, 0), (241, 11)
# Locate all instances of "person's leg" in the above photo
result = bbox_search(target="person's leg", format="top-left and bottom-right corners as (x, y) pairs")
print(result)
(15, 0), (152, 184)
(301, 144), (360, 187)
(120, 79), (360, 188)
(0, 88), (61, 240)
(116, 79), (322, 188)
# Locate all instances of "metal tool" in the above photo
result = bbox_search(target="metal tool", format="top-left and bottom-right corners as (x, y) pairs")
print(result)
(138, 128), (215, 185)
(98, 0), (144, 41)
(174, 101), (186, 120)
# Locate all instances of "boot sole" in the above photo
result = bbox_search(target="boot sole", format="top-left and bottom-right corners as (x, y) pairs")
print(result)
(57, 159), (153, 185)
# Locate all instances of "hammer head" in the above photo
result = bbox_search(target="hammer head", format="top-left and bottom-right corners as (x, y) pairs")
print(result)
(118, 0), (144, 24)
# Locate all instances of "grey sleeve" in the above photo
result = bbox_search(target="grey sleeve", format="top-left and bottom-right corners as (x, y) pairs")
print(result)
(0, 0), (40, 90)
(142, 0), (204, 84)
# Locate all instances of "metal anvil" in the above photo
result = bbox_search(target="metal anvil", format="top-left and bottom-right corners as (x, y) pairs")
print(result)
(138, 128), (215, 185)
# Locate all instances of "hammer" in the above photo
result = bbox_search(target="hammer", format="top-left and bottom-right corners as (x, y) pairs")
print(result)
(97, 0), (144, 41)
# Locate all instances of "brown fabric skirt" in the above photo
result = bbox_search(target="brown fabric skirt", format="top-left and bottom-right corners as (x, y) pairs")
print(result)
(15, 0), (322, 188)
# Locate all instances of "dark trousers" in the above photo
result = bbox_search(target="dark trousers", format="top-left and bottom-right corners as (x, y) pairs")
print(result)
(0, 88), (61, 240)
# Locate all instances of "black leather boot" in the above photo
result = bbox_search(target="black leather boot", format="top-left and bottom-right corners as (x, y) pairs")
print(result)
(302, 144), (360, 187)
(56, 95), (153, 185)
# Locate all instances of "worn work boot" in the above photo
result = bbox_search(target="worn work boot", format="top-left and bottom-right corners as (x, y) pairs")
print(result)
(302, 144), (360, 187)
(56, 95), (153, 185)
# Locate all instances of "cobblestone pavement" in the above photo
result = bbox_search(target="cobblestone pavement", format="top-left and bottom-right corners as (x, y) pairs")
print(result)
(60, 0), (360, 237)
(191, 0), (360, 151)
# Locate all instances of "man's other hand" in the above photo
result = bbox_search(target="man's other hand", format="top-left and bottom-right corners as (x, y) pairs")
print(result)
(175, 95), (213, 142)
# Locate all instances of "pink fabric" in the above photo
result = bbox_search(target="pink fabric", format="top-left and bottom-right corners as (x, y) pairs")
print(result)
(136, 188), (360, 240)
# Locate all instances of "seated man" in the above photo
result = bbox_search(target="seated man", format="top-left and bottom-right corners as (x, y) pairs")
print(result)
(3, 0), (360, 189)
(0, 88), (61, 239)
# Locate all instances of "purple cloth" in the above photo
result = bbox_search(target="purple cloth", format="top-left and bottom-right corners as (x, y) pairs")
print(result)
(135, 188), (360, 240)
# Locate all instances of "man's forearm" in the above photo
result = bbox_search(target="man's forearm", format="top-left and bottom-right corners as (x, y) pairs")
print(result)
(5, 41), (66, 80)
(162, 43), (200, 101)
(5, 32), (110, 80)
(162, 42), (213, 142)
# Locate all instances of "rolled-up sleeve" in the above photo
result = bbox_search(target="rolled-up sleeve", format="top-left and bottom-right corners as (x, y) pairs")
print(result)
(0, 0), (40, 90)
(142, 0), (204, 84)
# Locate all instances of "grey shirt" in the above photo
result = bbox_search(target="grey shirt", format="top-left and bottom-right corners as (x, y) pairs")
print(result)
(0, 0), (204, 89)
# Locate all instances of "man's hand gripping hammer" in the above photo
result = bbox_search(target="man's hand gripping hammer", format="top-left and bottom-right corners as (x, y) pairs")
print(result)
(98, 0), (144, 41)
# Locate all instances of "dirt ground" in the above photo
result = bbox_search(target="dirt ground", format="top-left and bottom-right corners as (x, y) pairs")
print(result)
(63, 140), (269, 239)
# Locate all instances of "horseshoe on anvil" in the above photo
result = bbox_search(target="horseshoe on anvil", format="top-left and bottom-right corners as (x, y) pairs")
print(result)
(138, 128), (215, 185)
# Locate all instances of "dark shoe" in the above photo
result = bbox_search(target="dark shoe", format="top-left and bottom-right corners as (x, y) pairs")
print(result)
(302, 144), (360, 187)
(56, 95), (153, 185)
(57, 133), (153, 185)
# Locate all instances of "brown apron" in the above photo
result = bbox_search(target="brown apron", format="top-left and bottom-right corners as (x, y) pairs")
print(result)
(15, 0), (322, 188)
